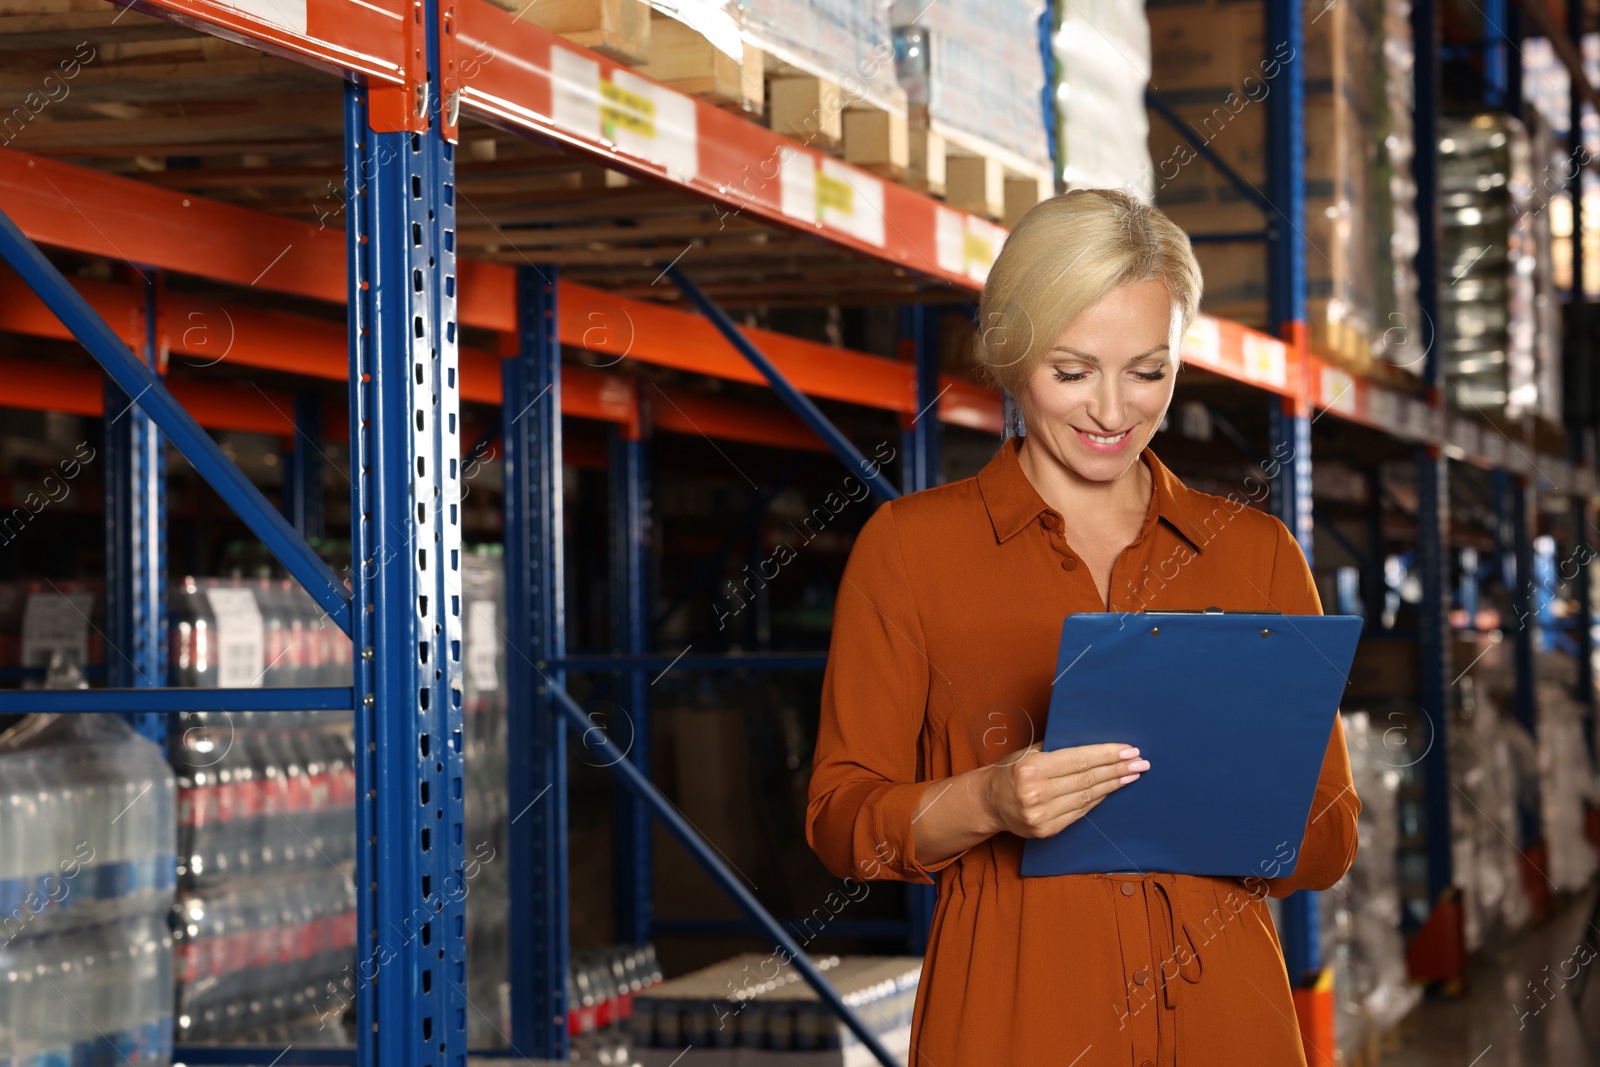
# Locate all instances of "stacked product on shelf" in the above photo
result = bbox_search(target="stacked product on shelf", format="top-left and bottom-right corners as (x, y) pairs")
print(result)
(1374, 0), (1422, 375)
(1520, 34), (1600, 301)
(1447, 664), (1536, 952)
(0, 714), (177, 1067)
(455, 547), (666, 1058)
(1437, 114), (1546, 416)
(629, 954), (919, 1065)
(1145, 0), (1385, 377)
(460, 547), (511, 1046)
(166, 575), (358, 1040)
(890, 0), (1053, 223)
(1532, 651), (1600, 891)
(1320, 711), (1421, 1063)
(1051, 0), (1154, 196)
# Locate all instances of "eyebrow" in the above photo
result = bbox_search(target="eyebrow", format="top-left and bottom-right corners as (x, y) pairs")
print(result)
(1048, 344), (1170, 363)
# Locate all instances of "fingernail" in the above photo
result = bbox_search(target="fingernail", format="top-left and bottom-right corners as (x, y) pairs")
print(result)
(1128, 759), (1150, 773)
(1119, 772), (1142, 784)
(1118, 747), (1140, 759)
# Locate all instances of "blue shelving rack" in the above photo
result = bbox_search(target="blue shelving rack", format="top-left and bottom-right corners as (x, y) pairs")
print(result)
(5, 1), (1600, 1064)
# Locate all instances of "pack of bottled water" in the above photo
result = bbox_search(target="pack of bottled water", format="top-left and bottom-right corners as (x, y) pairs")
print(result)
(0, 714), (178, 1066)
(630, 954), (920, 1066)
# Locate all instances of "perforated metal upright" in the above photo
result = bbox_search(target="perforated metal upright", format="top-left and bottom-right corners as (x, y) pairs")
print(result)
(106, 271), (168, 743)
(1263, 0), (1322, 989)
(609, 402), (654, 950)
(502, 263), (569, 1057)
(1411, 0), (1456, 909)
(343, 11), (468, 1062)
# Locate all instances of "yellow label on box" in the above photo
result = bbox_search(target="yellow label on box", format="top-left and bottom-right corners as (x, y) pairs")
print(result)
(963, 231), (992, 271)
(600, 79), (655, 139)
(815, 172), (854, 216)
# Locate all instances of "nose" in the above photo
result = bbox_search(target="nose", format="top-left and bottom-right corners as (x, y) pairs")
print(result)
(1084, 373), (1129, 430)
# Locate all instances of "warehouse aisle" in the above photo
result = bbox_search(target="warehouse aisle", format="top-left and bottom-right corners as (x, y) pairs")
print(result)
(1377, 886), (1600, 1066)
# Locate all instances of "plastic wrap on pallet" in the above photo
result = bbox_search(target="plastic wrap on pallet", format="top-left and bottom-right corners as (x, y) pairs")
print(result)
(0, 714), (178, 1066)
(1053, 0), (1153, 196)
(1521, 35), (1600, 302)
(1144, 0), (1384, 375)
(1534, 652), (1600, 891)
(649, 0), (746, 61)
(1324, 711), (1420, 1061)
(459, 546), (511, 1046)
(1375, 0), (1421, 375)
(1438, 114), (1540, 415)
(738, 0), (903, 109)
(1448, 681), (1536, 952)
(630, 953), (919, 1064)
(890, 0), (1052, 170)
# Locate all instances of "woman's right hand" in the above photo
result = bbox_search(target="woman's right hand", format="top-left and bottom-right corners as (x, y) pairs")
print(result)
(979, 742), (1149, 839)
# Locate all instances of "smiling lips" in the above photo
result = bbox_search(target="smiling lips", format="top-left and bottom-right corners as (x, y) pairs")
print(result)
(1075, 426), (1133, 453)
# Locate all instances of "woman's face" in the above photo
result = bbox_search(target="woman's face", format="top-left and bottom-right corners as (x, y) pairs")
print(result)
(1015, 278), (1179, 484)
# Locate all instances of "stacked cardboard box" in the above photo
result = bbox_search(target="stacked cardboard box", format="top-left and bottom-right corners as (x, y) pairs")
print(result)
(1146, 0), (1385, 376)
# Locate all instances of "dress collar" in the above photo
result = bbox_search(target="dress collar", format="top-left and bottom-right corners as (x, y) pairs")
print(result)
(975, 435), (1212, 552)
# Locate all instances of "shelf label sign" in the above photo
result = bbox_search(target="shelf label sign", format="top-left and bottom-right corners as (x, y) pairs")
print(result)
(20, 590), (94, 671)
(932, 208), (999, 282)
(206, 587), (264, 689)
(600, 79), (655, 139)
(815, 172), (853, 216)
(217, 0), (306, 33)
(1318, 366), (1357, 415)
(815, 158), (884, 247)
(1181, 317), (1221, 366)
(1242, 334), (1287, 389)
(549, 50), (697, 183)
(781, 156), (884, 247)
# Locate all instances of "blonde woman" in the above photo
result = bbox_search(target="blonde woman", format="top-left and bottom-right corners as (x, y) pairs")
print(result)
(806, 189), (1359, 1066)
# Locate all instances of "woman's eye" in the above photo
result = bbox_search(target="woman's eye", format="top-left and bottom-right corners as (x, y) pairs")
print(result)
(1133, 369), (1168, 382)
(1052, 370), (1088, 383)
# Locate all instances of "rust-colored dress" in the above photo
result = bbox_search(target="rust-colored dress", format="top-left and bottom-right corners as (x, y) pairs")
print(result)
(806, 436), (1360, 1067)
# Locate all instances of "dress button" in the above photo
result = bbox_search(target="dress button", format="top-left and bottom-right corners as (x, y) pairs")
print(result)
(1060, 558), (1077, 571)
(1041, 512), (1059, 530)
(1120, 882), (1136, 897)
(1134, 968), (1151, 986)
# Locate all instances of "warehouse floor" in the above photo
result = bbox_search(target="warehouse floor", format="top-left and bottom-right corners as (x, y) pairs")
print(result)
(1377, 885), (1600, 1065)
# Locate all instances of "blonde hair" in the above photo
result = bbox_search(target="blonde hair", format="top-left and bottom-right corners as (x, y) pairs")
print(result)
(975, 189), (1203, 402)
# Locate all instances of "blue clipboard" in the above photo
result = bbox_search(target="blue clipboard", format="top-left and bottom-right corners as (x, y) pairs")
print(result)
(1019, 609), (1362, 880)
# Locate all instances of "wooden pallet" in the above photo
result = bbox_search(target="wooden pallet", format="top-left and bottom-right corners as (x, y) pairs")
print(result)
(908, 106), (1054, 226)
(485, 0), (653, 66)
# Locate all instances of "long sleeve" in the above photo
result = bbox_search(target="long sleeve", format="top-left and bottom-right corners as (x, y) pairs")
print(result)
(1260, 515), (1362, 897)
(806, 501), (953, 884)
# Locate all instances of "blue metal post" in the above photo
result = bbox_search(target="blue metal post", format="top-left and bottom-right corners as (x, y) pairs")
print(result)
(1482, 0), (1508, 108)
(1039, 0), (1058, 187)
(344, 57), (466, 1067)
(898, 305), (941, 496)
(1264, 0), (1320, 987)
(503, 263), (569, 1055)
(1412, 0), (1456, 909)
(106, 271), (167, 744)
(285, 389), (326, 541)
(610, 418), (654, 947)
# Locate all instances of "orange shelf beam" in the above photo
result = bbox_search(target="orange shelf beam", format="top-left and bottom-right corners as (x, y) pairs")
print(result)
(0, 148), (1002, 434)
